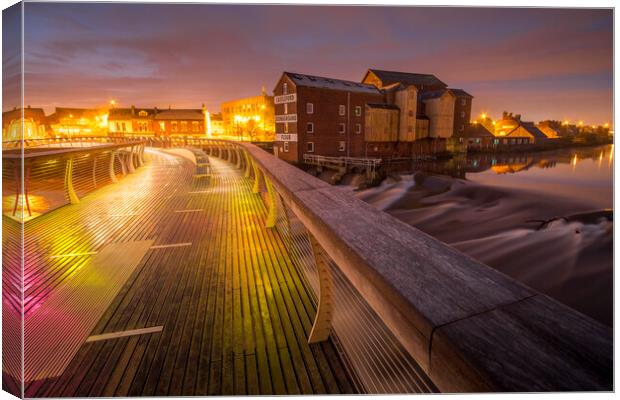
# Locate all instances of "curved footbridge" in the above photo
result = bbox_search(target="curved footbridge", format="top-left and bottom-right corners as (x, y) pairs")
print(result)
(4, 138), (612, 396)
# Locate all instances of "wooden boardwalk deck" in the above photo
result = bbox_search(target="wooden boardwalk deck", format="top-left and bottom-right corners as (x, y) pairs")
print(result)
(20, 149), (356, 397)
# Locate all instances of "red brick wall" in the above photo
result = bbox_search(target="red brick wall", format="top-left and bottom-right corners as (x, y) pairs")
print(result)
(275, 86), (384, 163)
(453, 96), (472, 136)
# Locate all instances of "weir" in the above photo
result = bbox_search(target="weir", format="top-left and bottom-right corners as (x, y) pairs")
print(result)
(1, 137), (613, 396)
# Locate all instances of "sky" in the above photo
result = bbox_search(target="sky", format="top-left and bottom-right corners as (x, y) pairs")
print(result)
(3, 3), (614, 125)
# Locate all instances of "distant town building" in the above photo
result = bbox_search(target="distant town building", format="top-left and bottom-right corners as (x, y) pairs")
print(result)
(493, 112), (549, 145)
(455, 122), (495, 150)
(221, 88), (275, 141)
(47, 107), (108, 137)
(2, 107), (48, 141)
(273, 69), (474, 164)
(209, 112), (225, 136)
(536, 121), (560, 139)
(108, 105), (208, 137)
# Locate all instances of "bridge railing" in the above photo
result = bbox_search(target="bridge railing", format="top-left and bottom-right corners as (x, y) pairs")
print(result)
(2, 138), (146, 221)
(191, 138), (612, 393)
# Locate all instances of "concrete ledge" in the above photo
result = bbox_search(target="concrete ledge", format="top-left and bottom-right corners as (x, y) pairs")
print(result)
(210, 140), (612, 392)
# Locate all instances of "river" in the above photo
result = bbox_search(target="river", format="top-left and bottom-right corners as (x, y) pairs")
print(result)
(352, 144), (613, 326)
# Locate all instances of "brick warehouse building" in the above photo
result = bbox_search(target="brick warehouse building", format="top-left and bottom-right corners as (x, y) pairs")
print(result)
(274, 69), (473, 165)
(273, 72), (385, 163)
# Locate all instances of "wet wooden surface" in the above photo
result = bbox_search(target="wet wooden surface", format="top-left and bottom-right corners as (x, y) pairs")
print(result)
(22, 150), (354, 397)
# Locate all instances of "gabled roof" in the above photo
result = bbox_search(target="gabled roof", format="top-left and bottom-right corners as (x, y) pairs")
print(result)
(459, 123), (494, 138)
(447, 88), (473, 98)
(283, 72), (381, 94)
(365, 69), (447, 89)
(109, 108), (157, 119)
(2, 108), (46, 127)
(154, 109), (204, 120)
(521, 122), (549, 139)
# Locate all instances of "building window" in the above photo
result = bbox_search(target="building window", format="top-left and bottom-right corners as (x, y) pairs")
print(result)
(339, 123), (345, 134)
(338, 141), (346, 152)
(284, 103), (288, 114)
(461, 99), (466, 106)
(408, 110), (414, 117)
(355, 123), (361, 134)
(115, 122), (121, 132)
(460, 111), (465, 118)
(494, 138), (499, 145)
(355, 106), (361, 116)
(181, 121), (188, 132)
(283, 141), (289, 152)
(408, 125), (413, 134)
(307, 122), (314, 133)
(284, 122), (289, 133)
(339, 105), (346, 116)
(159, 121), (165, 130)
(307, 142), (314, 152)
(172, 121), (178, 132)
(192, 121), (199, 132)
(475, 138), (481, 143)
(283, 83), (288, 95)
(460, 125), (464, 131)
(121, 122), (126, 132)
(307, 103), (314, 114)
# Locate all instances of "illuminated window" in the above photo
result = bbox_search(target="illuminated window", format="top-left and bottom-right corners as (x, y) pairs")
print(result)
(181, 121), (188, 131)
(307, 103), (313, 114)
(339, 105), (346, 116)
(338, 141), (345, 152)
(307, 142), (314, 152)
(339, 123), (345, 134)
(192, 121), (199, 132)
(355, 106), (361, 116)
(283, 83), (288, 95)
(284, 122), (289, 133)
(138, 110), (148, 117)
(159, 121), (165, 130)
(283, 141), (289, 152)
(307, 122), (314, 133)
(284, 103), (288, 114)
(356, 123), (361, 134)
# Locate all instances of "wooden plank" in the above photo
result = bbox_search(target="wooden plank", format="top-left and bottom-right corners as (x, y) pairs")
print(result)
(25, 150), (356, 397)
(24, 240), (153, 383)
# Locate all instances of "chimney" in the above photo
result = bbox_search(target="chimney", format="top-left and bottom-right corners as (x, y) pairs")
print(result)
(131, 105), (135, 116)
(154, 106), (158, 115)
(261, 85), (266, 96)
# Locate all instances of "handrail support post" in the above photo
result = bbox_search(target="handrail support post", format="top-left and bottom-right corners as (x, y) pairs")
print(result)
(308, 234), (334, 343)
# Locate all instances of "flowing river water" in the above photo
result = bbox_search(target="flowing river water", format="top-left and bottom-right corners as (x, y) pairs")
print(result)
(350, 144), (613, 326)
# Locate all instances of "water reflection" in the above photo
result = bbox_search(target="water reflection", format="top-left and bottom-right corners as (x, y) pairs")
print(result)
(396, 145), (613, 209)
